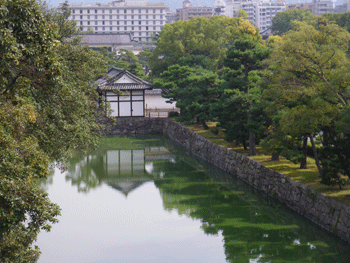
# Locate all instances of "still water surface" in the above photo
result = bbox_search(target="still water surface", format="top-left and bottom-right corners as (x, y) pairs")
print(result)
(37, 136), (350, 263)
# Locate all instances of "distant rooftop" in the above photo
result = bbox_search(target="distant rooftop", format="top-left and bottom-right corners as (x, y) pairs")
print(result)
(79, 32), (137, 46)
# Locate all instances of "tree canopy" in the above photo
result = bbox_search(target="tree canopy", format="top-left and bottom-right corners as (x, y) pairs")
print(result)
(149, 15), (261, 76)
(271, 8), (312, 36)
(0, 0), (107, 260)
(263, 19), (350, 182)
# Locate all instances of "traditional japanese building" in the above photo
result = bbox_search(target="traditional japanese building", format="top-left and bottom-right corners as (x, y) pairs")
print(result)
(95, 67), (152, 117)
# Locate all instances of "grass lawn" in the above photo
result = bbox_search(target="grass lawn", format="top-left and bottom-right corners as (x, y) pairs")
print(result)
(183, 121), (350, 206)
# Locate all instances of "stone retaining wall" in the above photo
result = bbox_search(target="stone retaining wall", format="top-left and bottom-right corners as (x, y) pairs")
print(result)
(104, 117), (164, 135)
(163, 119), (350, 243)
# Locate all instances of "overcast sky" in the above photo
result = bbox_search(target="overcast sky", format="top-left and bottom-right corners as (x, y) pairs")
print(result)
(46, 0), (215, 11)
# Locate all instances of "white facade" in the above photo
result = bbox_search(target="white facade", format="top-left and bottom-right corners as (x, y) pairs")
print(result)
(225, 0), (286, 33)
(312, 0), (335, 15)
(58, 0), (169, 42)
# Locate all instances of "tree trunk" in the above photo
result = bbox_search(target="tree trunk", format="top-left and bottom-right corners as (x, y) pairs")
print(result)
(309, 135), (323, 177)
(242, 139), (247, 150)
(201, 120), (209, 130)
(271, 152), (279, 161)
(248, 131), (256, 156)
(300, 136), (308, 169)
(235, 139), (239, 147)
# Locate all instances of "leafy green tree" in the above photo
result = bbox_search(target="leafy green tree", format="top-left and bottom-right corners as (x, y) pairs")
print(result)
(223, 38), (272, 155)
(271, 9), (313, 35)
(263, 19), (350, 182)
(149, 16), (260, 76)
(154, 64), (221, 129)
(0, 0), (107, 261)
(93, 47), (145, 77)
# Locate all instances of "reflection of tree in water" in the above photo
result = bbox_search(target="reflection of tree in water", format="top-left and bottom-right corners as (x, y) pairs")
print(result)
(153, 159), (350, 263)
(65, 155), (102, 193)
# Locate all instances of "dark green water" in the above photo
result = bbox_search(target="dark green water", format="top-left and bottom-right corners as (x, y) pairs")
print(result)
(37, 136), (350, 263)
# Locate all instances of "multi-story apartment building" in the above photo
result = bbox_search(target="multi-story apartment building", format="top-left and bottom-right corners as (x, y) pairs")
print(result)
(225, 0), (285, 33)
(175, 0), (213, 21)
(58, 0), (169, 42)
(311, 0), (335, 15)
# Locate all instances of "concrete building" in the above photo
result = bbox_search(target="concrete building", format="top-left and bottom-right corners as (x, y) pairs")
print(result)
(311, 0), (335, 15)
(286, 2), (313, 10)
(175, 0), (213, 21)
(225, 0), (286, 34)
(58, 0), (170, 42)
(335, 1), (350, 13)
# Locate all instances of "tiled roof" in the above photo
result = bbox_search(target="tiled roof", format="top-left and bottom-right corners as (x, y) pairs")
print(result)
(80, 33), (136, 46)
(99, 84), (152, 90)
(95, 67), (153, 91)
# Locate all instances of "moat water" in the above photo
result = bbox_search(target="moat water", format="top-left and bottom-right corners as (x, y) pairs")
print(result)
(36, 136), (350, 263)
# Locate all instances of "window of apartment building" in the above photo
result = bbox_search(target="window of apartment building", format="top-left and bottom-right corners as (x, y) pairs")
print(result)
(95, 10), (97, 13)
(95, 21), (97, 25)
(124, 15), (127, 19)
(95, 15), (97, 19)
(146, 15), (148, 19)
(102, 21), (105, 25)
(139, 37), (141, 41)
(110, 21), (112, 25)
(117, 26), (120, 30)
(102, 10), (105, 14)
(124, 26), (127, 30)
(131, 9), (134, 14)
(160, 15), (163, 19)
(88, 15), (90, 19)
(132, 15), (134, 19)
(160, 9), (163, 13)
(87, 10), (90, 14)
(153, 26), (156, 30)
(80, 21), (83, 25)
(132, 21), (134, 25)
(117, 15), (119, 19)
(146, 9), (148, 13)
(124, 9), (127, 13)
(139, 26), (141, 30)
(139, 15), (141, 19)
(146, 21), (148, 25)
(95, 27), (98, 31)
(146, 32), (149, 36)
(87, 21), (90, 25)
(138, 9), (141, 13)
(102, 15), (105, 19)
(110, 15), (112, 19)
(139, 21), (141, 25)
(124, 21), (127, 25)
(153, 21), (155, 25)
(132, 26), (134, 30)
(80, 15), (82, 19)
(109, 9), (112, 13)
(117, 9), (119, 13)
(72, 15), (75, 19)
(72, 10), (75, 14)
(80, 10), (82, 13)
(102, 26), (105, 30)
(153, 15), (156, 19)
(160, 21), (163, 25)
(139, 32), (141, 36)
(110, 27), (113, 30)
(153, 9), (155, 13)
(146, 26), (148, 30)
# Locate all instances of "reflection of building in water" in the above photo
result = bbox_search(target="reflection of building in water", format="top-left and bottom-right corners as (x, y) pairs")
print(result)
(102, 147), (175, 195)
(66, 146), (176, 195)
